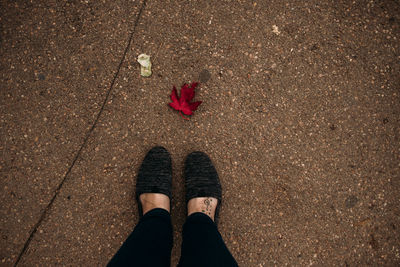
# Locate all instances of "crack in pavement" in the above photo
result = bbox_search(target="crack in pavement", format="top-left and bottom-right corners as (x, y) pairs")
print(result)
(13, 1), (147, 265)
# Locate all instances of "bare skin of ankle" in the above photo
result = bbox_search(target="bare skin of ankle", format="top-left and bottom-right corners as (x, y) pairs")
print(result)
(139, 193), (170, 215)
(188, 197), (218, 221)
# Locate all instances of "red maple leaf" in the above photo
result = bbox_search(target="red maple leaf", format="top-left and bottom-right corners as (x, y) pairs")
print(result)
(168, 82), (202, 119)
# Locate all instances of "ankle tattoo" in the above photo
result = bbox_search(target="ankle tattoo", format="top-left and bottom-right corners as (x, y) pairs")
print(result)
(201, 198), (213, 217)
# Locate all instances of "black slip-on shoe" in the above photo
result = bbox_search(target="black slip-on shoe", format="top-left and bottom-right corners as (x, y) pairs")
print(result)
(184, 151), (222, 224)
(136, 146), (172, 217)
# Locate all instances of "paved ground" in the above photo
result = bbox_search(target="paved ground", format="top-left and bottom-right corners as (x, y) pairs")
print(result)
(1, 0), (399, 266)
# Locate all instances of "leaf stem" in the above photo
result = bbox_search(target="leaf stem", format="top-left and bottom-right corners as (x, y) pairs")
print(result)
(179, 111), (190, 120)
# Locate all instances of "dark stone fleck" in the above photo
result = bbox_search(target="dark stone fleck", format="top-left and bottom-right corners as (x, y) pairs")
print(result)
(38, 73), (45, 80)
(199, 69), (211, 83)
(345, 195), (358, 208)
(310, 44), (319, 51)
(383, 118), (389, 124)
(389, 17), (395, 23)
(330, 124), (336, 130)
(368, 234), (378, 250)
(67, 195), (71, 200)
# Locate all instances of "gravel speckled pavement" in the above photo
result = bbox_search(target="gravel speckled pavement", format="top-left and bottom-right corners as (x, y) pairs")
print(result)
(1, 0), (399, 266)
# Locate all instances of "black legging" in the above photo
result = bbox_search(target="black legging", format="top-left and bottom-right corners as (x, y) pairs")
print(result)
(107, 208), (238, 267)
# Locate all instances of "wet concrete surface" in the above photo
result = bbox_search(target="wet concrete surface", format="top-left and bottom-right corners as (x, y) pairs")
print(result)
(1, 0), (399, 266)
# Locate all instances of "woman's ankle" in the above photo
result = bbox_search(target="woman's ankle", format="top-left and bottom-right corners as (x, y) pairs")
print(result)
(139, 193), (170, 215)
(187, 197), (218, 221)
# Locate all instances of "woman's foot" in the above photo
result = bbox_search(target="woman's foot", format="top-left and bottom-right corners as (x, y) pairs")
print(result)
(136, 146), (172, 217)
(188, 197), (218, 221)
(139, 193), (170, 215)
(185, 151), (222, 223)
